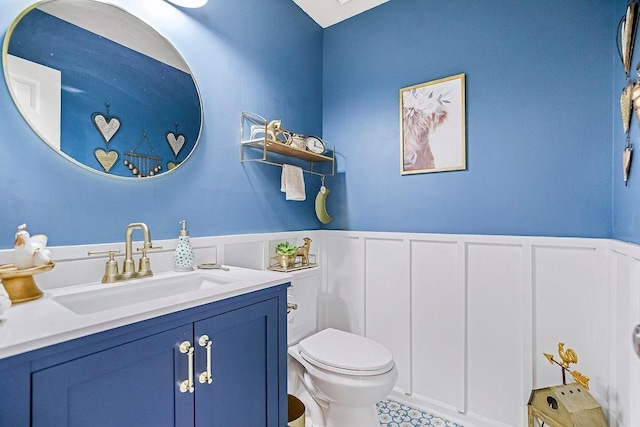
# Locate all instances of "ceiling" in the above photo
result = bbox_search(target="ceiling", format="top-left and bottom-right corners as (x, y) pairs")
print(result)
(291, 0), (389, 28)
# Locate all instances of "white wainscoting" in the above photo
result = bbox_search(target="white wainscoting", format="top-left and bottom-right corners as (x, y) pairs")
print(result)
(1, 229), (638, 427)
(321, 231), (638, 427)
(609, 240), (640, 427)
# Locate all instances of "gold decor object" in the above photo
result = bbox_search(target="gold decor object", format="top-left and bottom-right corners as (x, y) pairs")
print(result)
(621, 83), (633, 134)
(294, 237), (312, 265)
(0, 262), (54, 303)
(527, 383), (607, 427)
(268, 254), (317, 272)
(621, 2), (639, 75)
(269, 239), (317, 272)
(529, 342), (606, 426)
(94, 148), (119, 173)
(542, 342), (590, 389)
(277, 254), (296, 269)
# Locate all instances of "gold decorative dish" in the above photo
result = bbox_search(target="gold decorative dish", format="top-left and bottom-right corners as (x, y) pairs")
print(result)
(0, 262), (54, 303)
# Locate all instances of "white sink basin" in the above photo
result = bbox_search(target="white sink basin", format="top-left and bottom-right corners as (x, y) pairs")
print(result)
(53, 272), (238, 315)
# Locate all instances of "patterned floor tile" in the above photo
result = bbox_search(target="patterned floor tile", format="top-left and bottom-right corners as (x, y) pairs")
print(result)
(377, 399), (464, 427)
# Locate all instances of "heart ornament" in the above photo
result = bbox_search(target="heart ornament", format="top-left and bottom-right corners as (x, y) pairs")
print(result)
(94, 149), (119, 173)
(622, 83), (633, 134)
(93, 113), (121, 144)
(166, 132), (186, 157)
(624, 146), (633, 185)
(622, 2), (639, 74)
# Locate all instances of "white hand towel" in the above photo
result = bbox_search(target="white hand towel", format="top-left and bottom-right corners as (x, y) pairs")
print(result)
(281, 164), (306, 201)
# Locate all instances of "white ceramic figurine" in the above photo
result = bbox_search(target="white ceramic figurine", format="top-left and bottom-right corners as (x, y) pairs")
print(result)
(13, 224), (51, 269)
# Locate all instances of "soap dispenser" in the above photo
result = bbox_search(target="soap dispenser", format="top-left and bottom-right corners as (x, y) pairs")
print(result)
(174, 220), (194, 272)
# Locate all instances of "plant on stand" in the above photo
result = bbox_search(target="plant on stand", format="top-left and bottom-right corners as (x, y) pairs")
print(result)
(276, 242), (298, 269)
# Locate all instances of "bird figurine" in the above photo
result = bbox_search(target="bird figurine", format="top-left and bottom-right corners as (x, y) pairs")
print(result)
(558, 342), (578, 368)
(13, 224), (51, 269)
(543, 341), (590, 389)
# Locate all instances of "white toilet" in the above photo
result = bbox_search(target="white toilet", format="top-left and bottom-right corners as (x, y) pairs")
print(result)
(287, 280), (398, 427)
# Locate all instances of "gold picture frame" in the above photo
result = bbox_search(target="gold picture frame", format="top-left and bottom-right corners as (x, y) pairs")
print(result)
(400, 73), (466, 175)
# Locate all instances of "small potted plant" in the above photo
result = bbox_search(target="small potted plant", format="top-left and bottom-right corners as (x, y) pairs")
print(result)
(275, 242), (298, 269)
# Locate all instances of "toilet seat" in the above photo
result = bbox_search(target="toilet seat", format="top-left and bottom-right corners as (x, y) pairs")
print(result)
(298, 328), (394, 376)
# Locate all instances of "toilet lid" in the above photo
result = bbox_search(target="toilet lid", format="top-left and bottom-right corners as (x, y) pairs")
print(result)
(298, 328), (394, 375)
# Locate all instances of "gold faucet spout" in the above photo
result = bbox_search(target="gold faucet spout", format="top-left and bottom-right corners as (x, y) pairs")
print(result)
(122, 223), (152, 277)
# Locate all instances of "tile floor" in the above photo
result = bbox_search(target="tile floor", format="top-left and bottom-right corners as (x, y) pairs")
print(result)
(377, 399), (464, 427)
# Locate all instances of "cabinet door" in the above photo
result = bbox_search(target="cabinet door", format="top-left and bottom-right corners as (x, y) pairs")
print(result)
(194, 298), (279, 426)
(32, 325), (193, 427)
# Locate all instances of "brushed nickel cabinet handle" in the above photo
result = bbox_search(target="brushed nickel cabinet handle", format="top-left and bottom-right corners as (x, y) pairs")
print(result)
(633, 325), (640, 359)
(198, 335), (213, 384)
(179, 341), (195, 393)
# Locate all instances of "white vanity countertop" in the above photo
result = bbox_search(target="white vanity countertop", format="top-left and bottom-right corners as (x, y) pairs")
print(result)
(0, 266), (293, 360)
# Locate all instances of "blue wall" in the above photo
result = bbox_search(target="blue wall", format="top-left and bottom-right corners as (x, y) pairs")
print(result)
(0, 0), (323, 249)
(0, 0), (627, 249)
(322, 0), (615, 238)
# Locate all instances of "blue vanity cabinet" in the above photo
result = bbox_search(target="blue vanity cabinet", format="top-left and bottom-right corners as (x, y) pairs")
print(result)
(31, 325), (195, 427)
(1, 284), (288, 426)
(194, 297), (280, 426)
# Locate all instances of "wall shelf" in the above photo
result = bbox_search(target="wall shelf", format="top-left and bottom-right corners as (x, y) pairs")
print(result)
(240, 112), (335, 177)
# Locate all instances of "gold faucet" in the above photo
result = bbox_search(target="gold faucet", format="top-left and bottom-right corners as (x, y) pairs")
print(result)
(88, 222), (161, 283)
(121, 223), (161, 280)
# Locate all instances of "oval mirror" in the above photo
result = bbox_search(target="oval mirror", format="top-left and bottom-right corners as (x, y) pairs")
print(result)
(2, 0), (203, 178)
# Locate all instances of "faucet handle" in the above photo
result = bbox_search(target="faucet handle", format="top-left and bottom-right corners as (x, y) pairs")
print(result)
(88, 250), (121, 283)
(88, 249), (121, 257)
(137, 245), (163, 253)
(136, 245), (162, 277)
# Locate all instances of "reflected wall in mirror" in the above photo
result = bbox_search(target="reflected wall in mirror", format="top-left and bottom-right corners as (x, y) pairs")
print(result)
(2, 0), (203, 178)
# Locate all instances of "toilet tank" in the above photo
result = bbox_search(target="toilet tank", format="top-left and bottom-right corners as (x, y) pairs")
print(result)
(287, 272), (321, 346)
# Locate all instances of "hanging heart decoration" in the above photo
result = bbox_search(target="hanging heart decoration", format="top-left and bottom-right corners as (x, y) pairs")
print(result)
(92, 113), (121, 145)
(167, 161), (177, 170)
(622, 83), (633, 134)
(621, 2), (639, 75)
(166, 132), (186, 157)
(94, 149), (119, 173)
(624, 146), (633, 186)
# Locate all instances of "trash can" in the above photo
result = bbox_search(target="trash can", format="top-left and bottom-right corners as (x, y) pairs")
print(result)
(288, 394), (305, 427)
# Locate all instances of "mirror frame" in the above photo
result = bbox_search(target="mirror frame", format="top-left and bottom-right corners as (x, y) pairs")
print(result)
(2, 0), (204, 179)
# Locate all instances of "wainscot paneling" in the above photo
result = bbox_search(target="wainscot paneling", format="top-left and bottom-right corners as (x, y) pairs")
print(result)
(532, 245), (608, 405)
(466, 242), (524, 426)
(322, 231), (632, 427)
(410, 239), (462, 413)
(320, 235), (365, 336)
(365, 238), (411, 393)
(609, 240), (640, 427)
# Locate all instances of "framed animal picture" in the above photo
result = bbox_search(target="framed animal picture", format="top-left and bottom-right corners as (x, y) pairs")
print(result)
(400, 73), (466, 175)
